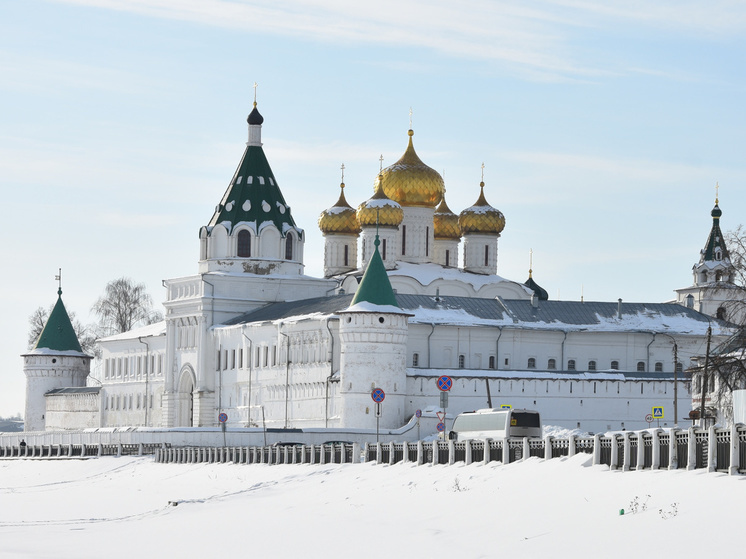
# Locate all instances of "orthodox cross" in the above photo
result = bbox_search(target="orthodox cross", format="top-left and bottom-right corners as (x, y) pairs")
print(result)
(253, 82), (258, 105)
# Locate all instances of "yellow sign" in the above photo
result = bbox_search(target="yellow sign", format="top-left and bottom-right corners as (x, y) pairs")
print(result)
(652, 407), (664, 419)
(500, 404), (512, 409)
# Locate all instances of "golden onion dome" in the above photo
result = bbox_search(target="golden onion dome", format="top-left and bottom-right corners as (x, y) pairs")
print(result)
(318, 182), (361, 235)
(433, 190), (461, 240)
(357, 173), (404, 227)
(459, 182), (506, 235)
(377, 129), (444, 208)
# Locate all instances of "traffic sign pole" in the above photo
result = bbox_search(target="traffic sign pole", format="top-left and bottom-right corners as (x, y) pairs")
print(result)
(436, 376), (452, 440)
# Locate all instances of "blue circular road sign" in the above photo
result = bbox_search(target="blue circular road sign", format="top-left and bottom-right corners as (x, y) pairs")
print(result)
(436, 422), (445, 432)
(371, 388), (386, 403)
(218, 412), (228, 423)
(415, 409), (422, 418)
(437, 375), (453, 391)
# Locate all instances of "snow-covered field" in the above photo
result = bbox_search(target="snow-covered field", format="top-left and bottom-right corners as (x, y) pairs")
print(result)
(0, 455), (743, 558)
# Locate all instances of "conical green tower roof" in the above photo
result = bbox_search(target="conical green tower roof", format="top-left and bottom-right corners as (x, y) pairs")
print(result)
(350, 237), (399, 308)
(206, 107), (298, 237)
(34, 289), (83, 353)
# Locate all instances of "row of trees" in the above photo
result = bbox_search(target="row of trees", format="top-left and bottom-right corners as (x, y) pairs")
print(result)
(27, 277), (163, 356)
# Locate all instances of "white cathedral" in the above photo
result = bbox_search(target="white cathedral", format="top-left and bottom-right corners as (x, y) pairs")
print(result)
(23, 100), (737, 434)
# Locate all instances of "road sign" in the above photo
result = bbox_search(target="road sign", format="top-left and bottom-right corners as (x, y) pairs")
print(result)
(439, 391), (449, 409)
(437, 375), (453, 391)
(218, 412), (228, 423)
(652, 406), (664, 419)
(436, 422), (445, 432)
(437, 411), (445, 422)
(375, 402), (382, 417)
(500, 404), (512, 409)
(645, 414), (653, 423)
(415, 409), (422, 418)
(371, 388), (386, 402)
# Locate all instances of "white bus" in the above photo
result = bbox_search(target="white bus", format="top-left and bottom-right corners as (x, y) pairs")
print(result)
(448, 408), (542, 441)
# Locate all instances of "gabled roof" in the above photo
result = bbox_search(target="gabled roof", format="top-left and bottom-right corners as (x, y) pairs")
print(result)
(33, 289), (84, 353)
(206, 110), (298, 237)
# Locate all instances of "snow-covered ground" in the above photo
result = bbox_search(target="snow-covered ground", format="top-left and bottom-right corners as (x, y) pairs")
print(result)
(0, 455), (743, 558)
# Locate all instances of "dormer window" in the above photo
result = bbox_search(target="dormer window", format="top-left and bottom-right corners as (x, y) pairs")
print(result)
(715, 250), (722, 261)
(285, 233), (294, 260)
(686, 294), (694, 309)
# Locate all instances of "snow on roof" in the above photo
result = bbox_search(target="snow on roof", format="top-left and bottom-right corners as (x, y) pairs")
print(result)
(388, 262), (527, 292)
(220, 293), (727, 337)
(342, 302), (410, 315)
(23, 348), (89, 358)
(99, 321), (167, 342)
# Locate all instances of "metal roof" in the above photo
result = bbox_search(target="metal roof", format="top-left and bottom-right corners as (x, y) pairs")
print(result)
(45, 387), (100, 395)
(220, 293), (717, 331)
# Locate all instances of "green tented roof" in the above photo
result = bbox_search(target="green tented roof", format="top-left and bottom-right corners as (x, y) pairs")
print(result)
(350, 238), (399, 308)
(207, 144), (298, 236)
(34, 290), (83, 353)
(701, 204), (729, 262)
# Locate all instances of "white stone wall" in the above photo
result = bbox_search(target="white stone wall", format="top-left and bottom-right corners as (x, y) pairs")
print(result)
(399, 207), (436, 264)
(323, 234), (359, 277)
(360, 227), (399, 270)
(338, 311), (409, 429)
(463, 233), (499, 275)
(433, 238), (460, 268)
(24, 354), (89, 432)
(45, 392), (100, 431)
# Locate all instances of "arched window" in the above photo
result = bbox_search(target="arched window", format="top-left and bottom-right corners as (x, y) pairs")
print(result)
(675, 362), (683, 373)
(686, 294), (694, 308)
(567, 359), (576, 370)
(458, 354), (465, 369)
(401, 226), (407, 255)
(484, 245), (489, 266)
(412, 353), (419, 367)
(547, 358), (556, 370)
(717, 306), (726, 320)
(611, 360), (619, 370)
(715, 270), (722, 281)
(445, 250), (450, 267)
(344, 244), (349, 267)
(700, 271), (708, 284)
(425, 227), (429, 256)
(527, 357), (536, 369)
(285, 234), (293, 260)
(655, 362), (663, 372)
(237, 229), (251, 257)
(382, 239), (387, 260)
(637, 361), (645, 372)
(488, 356), (495, 369)
(588, 360), (596, 371)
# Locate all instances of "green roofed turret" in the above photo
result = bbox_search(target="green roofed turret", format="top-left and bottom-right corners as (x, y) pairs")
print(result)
(350, 237), (399, 308)
(205, 103), (299, 237)
(34, 289), (84, 353)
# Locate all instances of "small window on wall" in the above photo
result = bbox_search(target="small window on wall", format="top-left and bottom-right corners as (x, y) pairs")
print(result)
(445, 250), (450, 267)
(484, 245), (489, 266)
(548, 358), (556, 370)
(237, 229), (251, 257)
(382, 239), (387, 260)
(655, 362), (663, 372)
(458, 355), (465, 369)
(568, 360), (576, 370)
(488, 356), (495, 369)
(527, 358), (536, 369)
(588, 360), (596, 371)
(637, 361), (645, 372)
(412, 353), (419, 367)
(611, 361), (619, 370)
(285, 234), (294, 260)
(717, 307), (726, 320)
(344, 244), (349, 267)
(675, 362), (683, 373)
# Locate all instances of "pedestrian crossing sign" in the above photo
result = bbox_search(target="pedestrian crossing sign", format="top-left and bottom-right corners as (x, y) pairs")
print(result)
(652, 407), (664, 419)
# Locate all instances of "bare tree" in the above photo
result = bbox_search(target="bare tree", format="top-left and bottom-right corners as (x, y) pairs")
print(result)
(27, 305), (98, 356)
(91, 277), (162, 336)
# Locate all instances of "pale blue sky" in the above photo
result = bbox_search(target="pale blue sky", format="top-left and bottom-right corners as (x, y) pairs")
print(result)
(2, 0), (745, 415)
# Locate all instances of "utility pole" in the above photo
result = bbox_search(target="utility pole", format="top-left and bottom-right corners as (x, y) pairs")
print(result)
(673, 342), (678, 427)
(699, 326), (712, 429)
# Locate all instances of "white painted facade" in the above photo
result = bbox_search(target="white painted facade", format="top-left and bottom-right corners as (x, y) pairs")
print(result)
(28, 107), (738, 435)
